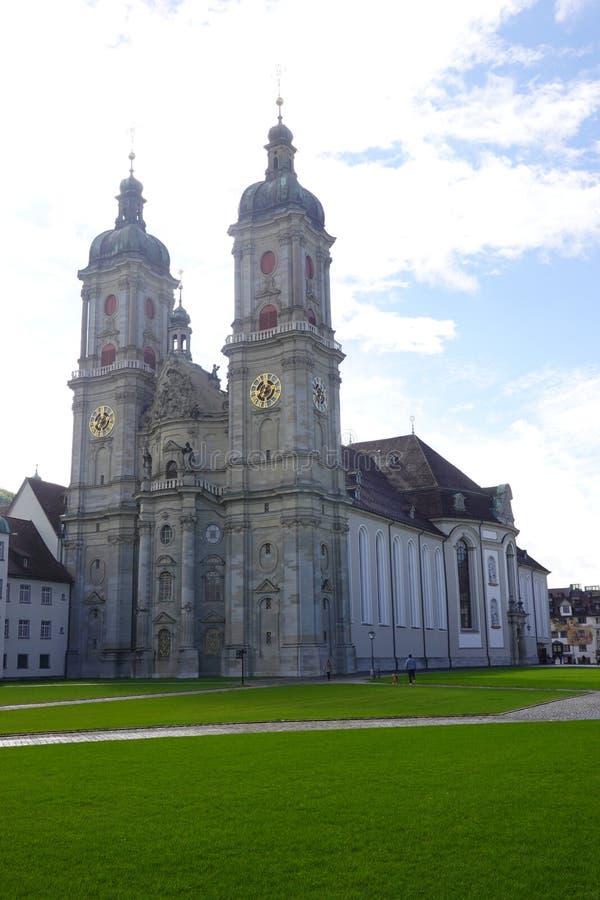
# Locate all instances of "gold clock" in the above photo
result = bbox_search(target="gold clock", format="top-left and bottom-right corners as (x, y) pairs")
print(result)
(249, 373), (282, 409)
(89, 405), (116, 438)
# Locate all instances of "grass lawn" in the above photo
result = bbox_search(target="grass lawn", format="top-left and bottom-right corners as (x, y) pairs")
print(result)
(0, 678), (238, 706)
(416, 665), (600, 691)
(1, 722), (598, 898)
(0, 683), (564, 735)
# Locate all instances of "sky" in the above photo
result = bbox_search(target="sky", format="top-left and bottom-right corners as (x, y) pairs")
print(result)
(0, 0), (599, 587)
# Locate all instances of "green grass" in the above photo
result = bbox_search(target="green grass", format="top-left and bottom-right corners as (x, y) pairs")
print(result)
(0, 677), (239, 706)
(415, 665), (600, 691)
(1, 722), (598, 898)
(0, 683), (564, 735)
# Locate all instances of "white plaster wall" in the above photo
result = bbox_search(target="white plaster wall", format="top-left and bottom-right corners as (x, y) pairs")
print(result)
(3, 578), (70, 678)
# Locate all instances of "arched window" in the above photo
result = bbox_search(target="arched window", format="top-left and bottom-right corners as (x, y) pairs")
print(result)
(100, 343), (116, 367)
(143, 347), (156, 369)
(435, 548), (447, 630)
(457, 539), (473, 629)
(422, 544), (434, 628)
(358, 527), (372, 624)
(259, 305), (278, 331)
(158, 573), (173, 602)
(307, 308), (316, 326)
(158, 628), (171, 657)
(392, 537), (406, 627)
(407, 540), (420, 627)
(165, 460), (177, 479)
(375, 532), (388, 625)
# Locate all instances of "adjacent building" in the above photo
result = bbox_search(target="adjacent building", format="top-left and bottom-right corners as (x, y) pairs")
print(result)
(0, 509), (71, 679)
(548, 585), (600, 664)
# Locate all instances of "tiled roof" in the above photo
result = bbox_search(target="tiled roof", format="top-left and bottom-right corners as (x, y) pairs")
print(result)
(346, 435), (501, 523)
(6, 516), (72, 584)
(24, 478), (67, 534)
(517, 547), (550, 574)
(343, 446), (443, 535)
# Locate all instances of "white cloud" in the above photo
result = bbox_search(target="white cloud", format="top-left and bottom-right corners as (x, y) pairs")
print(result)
(555, 0), (594, 23)
(336, 297), (456, 354)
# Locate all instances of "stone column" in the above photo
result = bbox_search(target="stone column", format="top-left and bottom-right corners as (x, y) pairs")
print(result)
(133, 520), (152, 674)
(178, 514), (198, 675)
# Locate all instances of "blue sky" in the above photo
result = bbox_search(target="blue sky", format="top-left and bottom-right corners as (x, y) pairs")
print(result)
(0, 0), (598, 585)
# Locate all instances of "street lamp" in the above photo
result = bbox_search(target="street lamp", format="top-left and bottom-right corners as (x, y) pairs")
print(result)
(368, 630), (375, 679)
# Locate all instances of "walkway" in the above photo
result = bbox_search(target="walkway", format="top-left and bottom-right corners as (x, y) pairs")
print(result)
(1, 689), (598, 749)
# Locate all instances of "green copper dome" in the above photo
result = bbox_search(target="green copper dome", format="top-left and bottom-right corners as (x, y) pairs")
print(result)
(238, 116), (325, 228)
(86, 155), (171, 274)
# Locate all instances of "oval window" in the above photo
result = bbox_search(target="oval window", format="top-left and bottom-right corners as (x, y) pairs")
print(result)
(305, 255), (314, 279)
(104, 294), (117, 316)
(145, 297), (155, 319)
(260, 251), (276, 275)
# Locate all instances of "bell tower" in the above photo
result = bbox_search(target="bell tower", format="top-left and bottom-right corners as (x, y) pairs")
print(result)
(64, 155), (179, 677)
(222, 100), (355, 677)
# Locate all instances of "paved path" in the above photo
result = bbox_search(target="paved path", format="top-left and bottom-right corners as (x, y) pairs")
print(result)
(1, 689), (598, 749)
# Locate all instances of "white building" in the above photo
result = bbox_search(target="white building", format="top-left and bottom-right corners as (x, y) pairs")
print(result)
(1, 512), (71, 678)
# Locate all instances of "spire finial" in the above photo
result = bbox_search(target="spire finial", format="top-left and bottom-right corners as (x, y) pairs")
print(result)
(178, 269), (183, 307)
(128, 125), (136, 175)
(410, 415), (415, 435)
(275, 64), (284, 124)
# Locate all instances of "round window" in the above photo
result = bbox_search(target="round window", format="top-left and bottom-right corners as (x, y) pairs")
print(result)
(260, 251), (276, 275)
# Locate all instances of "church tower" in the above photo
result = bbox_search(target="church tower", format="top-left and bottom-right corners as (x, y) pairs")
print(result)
(222, 101), (356, 676)
(64, 155), (179, 677)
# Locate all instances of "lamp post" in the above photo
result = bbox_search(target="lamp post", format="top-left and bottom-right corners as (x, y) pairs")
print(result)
(368, 630), (375, 679)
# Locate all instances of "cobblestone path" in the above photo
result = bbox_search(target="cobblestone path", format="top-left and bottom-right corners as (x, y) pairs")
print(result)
(0, 688), (598, 749)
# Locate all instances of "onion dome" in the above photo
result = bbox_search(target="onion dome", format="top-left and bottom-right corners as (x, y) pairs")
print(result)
(86, 152), (171, 274)
(170, 302), (190, 326)
(237, 100), (325, 228)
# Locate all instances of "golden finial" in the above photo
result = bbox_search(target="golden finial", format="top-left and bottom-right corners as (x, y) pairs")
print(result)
(128, 125), (136, 175)
(275, 64), (284, 123)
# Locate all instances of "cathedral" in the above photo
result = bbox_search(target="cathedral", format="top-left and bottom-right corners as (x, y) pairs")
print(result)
(62, 104), (551, 679)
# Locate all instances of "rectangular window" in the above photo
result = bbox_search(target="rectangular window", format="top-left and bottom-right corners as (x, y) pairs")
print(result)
(578, 644), (587, 652)
(39, 654), (50, 669)
(40, 620), (52, 640)
(17, 654), (28, 669)
(4, 618), (8, 639)
(0, 540), (4, 560)
(19, 584), (31, 604)
(41, 586), (53, 606)
(6, 583), (10, 602)
(2, 654), (5, 670)
(0, 578), (2, 600)
(18, 619), (30, 639)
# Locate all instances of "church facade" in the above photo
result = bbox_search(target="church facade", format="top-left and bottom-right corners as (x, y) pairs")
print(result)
(62, 108), (551, 679)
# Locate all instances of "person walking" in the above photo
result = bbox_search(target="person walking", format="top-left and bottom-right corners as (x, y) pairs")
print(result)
(324, 658), (333, 681)
(405, 654), (417, 685)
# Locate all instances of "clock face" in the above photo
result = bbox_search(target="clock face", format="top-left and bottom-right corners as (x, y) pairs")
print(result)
(249, 373), (282, 409)
(89, 405), (116, 438)
(312, 376), (328, 412)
